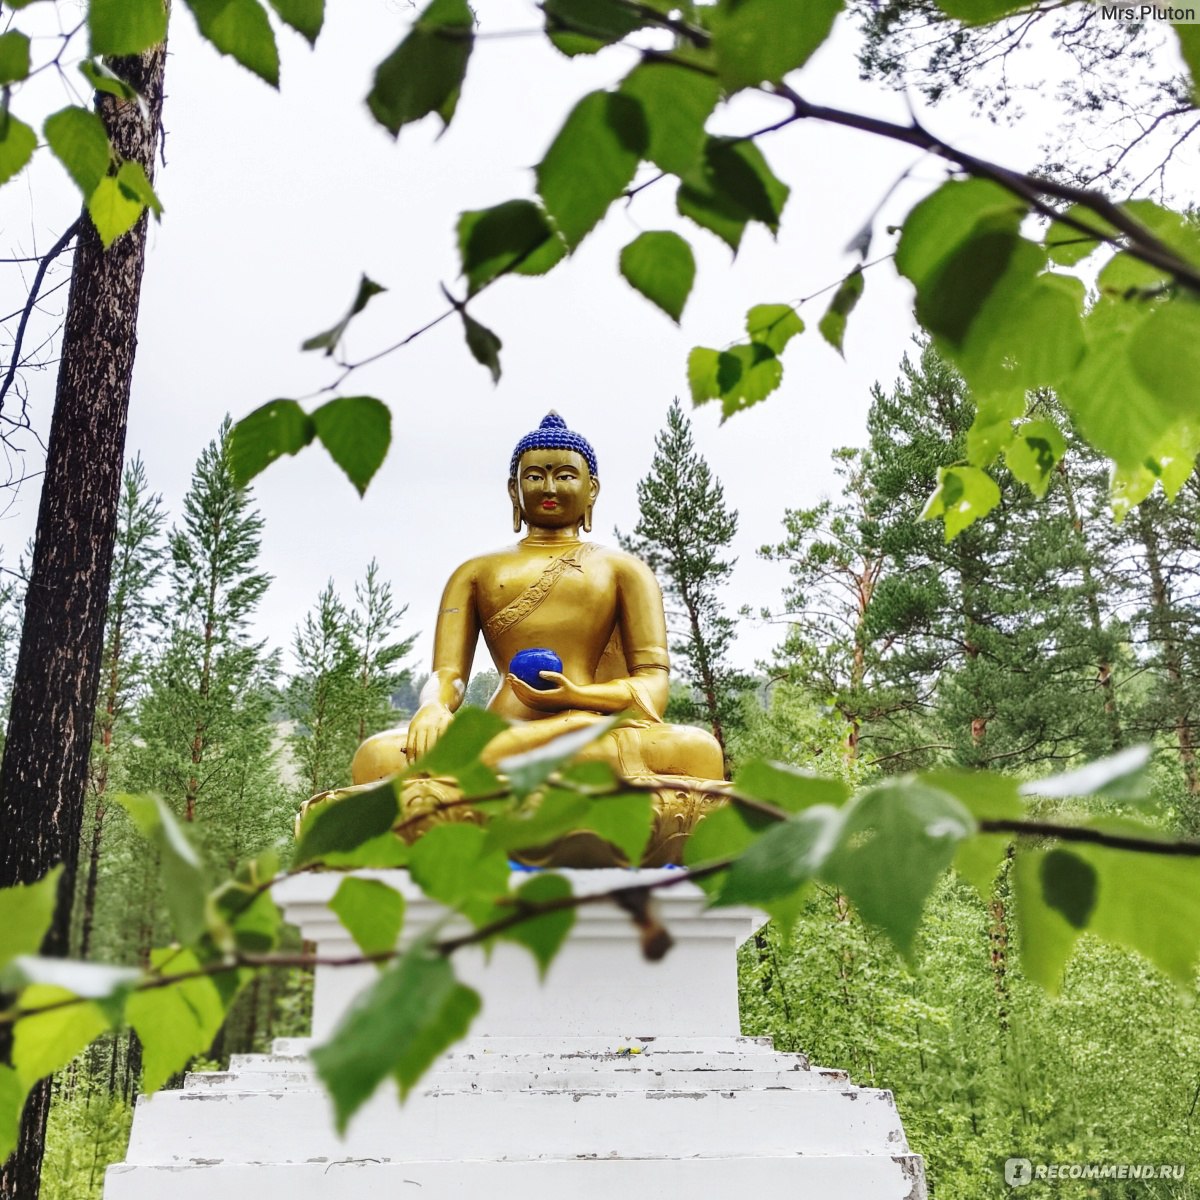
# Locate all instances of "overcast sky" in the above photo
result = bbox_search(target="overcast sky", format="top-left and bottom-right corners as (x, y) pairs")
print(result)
(0, 2), (1177, 682)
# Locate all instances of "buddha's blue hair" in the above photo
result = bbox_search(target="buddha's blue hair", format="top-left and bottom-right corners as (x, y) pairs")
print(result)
(509, 411), (598, 479)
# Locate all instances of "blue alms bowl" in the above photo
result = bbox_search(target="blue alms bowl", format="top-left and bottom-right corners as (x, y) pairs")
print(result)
(509, 648), (563, 691)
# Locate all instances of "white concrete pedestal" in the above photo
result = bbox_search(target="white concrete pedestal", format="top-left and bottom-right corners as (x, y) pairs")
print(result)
(105, 869), (926, 1198)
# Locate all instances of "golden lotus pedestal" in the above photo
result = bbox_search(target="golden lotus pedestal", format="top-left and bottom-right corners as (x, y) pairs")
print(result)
(298, 773), (730, 868)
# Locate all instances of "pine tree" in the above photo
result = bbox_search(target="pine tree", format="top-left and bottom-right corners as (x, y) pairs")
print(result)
(617, 398), (749, 755)
(347, 559), (414, 746)
(286, 582), (358, 795)
(132, 419), (284, 870)
(287, 562), (413, 796)
(76, 456), (166, 959)
(758, 447), (891, 760)
(860, 344), (1117, 771)
(465, 668), (501, 707)
(1051, 429), (1127, 753)
(391, 672), (429, 719)
(1118, 482), (1200, 829)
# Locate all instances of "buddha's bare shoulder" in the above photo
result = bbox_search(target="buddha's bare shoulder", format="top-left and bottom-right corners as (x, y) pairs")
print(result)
(585, 542), (659, 586)
(446, 542), (655, 584)
(440, 547), (515, 590)
(445, 542), (548, 581)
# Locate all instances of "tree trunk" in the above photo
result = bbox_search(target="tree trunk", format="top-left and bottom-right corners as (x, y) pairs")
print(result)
(955, 540), (988, 761)
(1057, 461), (1123, 750)
(1137, 505), (1200, 806)
(77, 797), (106, 960)
(680, 587), (725, 755)
(0, 35), (168, 1199)
(185, 584), (219, 821)
(844, 553), (881, 761)
(79, 622), (122, 959)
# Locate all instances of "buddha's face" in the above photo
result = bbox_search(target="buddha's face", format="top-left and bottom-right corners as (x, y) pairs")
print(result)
(509, 448), (599, 530)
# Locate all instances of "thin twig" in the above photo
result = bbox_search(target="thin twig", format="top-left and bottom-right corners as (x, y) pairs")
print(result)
(771, 82), (1200, 291)
(978, 818), (1200, 857)
(0, 219), (81, 413)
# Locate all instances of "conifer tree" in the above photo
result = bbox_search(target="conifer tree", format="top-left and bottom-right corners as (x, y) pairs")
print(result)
(347, 559), (414, 746)
(764, 345), (1124, 776)
(758, 447), (890, 760)
(465, 668), (501, 708)
(860, 344), (1116, 771)
(1050, 430), (1127, 753)
(287, 562), (413, 795)
(287, 583), (357, 795)
(617, 398), (748, 755)
(1119, 483), (1200, 828)
(76, 456), (166, 959)
(391, 672), (430, 718)
(132, 419), (284, 869)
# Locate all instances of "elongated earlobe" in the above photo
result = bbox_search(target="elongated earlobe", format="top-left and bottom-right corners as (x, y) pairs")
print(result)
(583, 504), (593, 534)
(513, 503), (523, 533)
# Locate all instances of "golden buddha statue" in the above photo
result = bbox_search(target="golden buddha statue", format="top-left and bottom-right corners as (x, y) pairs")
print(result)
(308, 412), (728, 866)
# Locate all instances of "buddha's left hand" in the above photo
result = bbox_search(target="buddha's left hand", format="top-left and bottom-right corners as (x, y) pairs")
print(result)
(506, 670), (591, 712)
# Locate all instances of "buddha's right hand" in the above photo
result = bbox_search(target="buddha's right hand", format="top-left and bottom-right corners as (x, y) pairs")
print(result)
(405, 702), (455, 763)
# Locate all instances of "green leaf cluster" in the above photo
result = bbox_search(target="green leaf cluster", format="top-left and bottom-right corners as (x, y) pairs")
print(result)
(884, 184), (1200, 534)
(41, 104), (165, 248)
(229, 394), (391, 496)
(543, 0), (652, 57)
(368, 0), (474, 136)
(0, 813), (257, 1158)
(688, 740), (1200, 1002)
(311, 941), (480, 1130)
(688, 302), (802, 419)
(688, 770), (974, 956)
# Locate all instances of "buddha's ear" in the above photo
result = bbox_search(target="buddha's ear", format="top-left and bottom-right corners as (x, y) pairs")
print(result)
(588, 474), (600, 503)
(508, 476), (523, 532)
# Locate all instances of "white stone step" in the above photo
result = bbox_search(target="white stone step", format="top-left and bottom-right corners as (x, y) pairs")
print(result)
(186, 1061), (849, 1094)
(263, 1033), (778, 1059)
(107, 1153), (926, 1199)
(214, 1038), (851, 1094)
(125, 1082), (911, 1164)
(227, 1045), (786, 1078)
(238, 1035), (842, 1076)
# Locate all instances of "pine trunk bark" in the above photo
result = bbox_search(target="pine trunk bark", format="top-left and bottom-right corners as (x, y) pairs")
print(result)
(80, 624), (122, 959)
(680, 587), (726, 756)
(1057, 462), (1122, 750)
(954, 540), (988, 760)
(1137, 506), (1200, 807)
(844, 553), (881, 761)
(0, 34), (168, 1199)
(77, 797), (106, 960)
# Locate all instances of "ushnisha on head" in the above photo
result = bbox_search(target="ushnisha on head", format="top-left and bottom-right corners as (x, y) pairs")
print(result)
(507, 411), (600, 534)
(509, 411), (598, 479)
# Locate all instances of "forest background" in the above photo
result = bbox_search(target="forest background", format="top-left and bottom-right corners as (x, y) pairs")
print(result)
(6, 346), (1200, 1197)
(1, 0), (1200, 1197)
